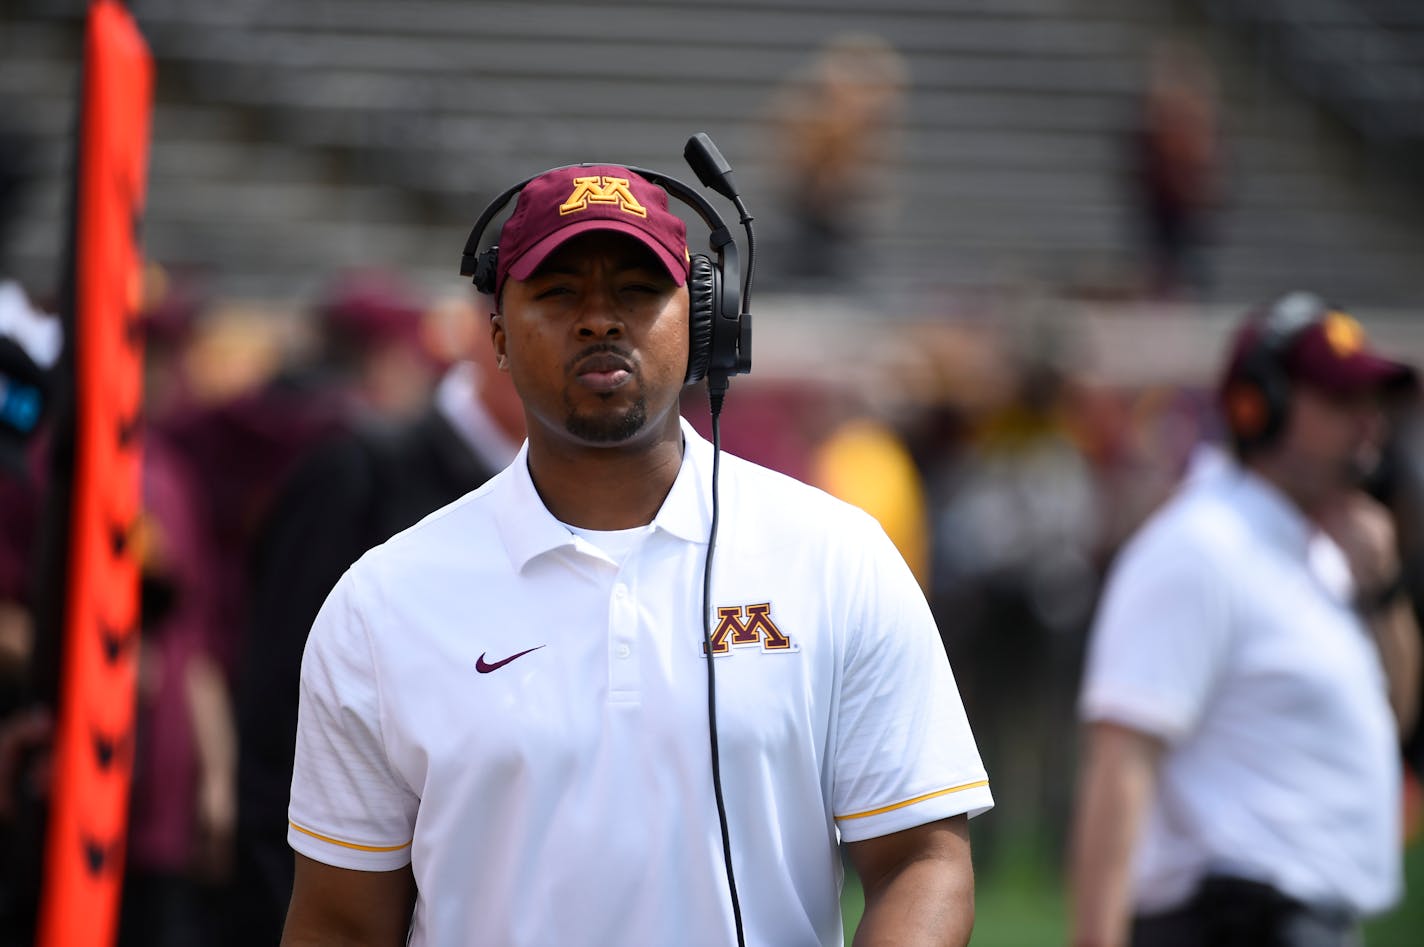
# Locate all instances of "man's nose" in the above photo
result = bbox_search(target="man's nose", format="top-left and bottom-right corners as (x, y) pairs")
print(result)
(575, 291), (624, 339)
(1360, 403), (1386, 445)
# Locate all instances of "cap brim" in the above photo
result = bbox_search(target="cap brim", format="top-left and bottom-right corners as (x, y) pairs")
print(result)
(1313, 351), (1417, 395)
(504, 219), (687, 287)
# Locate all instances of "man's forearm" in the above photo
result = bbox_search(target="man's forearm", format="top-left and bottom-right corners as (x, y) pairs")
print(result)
(854, 853), (974, 947)
(281, 856), (416, 947)
(1069, 723), (1161, 947)
(1368, 596), (1421, 735)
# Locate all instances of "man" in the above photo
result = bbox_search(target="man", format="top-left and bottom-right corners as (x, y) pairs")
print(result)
(281, 164), (991, 946)
(232, 301), (523, 946)
(1070, 292), (1421, 947)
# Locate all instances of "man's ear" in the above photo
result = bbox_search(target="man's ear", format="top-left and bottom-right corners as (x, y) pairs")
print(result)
(490, 313), (508, 371)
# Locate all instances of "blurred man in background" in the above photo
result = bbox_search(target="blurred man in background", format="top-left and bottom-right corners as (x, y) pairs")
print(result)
(106, 271), (245, 947)
(154, 268), (439, 742)
(765, 33), (907, 289)
(1128, 38), (1223, 300)
(231, 292), (522, 946)
(118, 422), (230, 947)
(1070, 292), (1420, 946)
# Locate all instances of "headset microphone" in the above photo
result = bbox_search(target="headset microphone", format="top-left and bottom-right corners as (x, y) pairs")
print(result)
(685, 133), (739, 202)
(685, 133), (754, 404)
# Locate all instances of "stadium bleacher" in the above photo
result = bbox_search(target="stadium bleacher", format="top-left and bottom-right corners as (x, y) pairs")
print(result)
(3, 0), (1424, 309)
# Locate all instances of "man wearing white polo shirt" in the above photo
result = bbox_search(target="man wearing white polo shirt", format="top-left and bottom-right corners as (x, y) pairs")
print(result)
(280, 162), (991, 946)
(1070, 292), (1421, 947)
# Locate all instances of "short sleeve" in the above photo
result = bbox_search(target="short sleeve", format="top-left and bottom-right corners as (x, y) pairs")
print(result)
(832, 517), (993, 843)
(287, 568), (419, 870)
(1079, 524), (1231, 743)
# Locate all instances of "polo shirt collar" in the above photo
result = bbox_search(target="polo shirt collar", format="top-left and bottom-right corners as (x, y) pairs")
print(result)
(1228, 464), (1314, 561)
(493, 417), (713, 572)
(651, 417), (715, 544)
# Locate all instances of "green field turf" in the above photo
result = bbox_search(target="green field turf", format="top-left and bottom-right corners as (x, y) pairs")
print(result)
(840, 839), (1424, 945)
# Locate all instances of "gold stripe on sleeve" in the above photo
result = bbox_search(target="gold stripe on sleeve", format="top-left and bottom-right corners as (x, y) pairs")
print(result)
(289, 820), (413, 853)
(835, 779), (990, 821)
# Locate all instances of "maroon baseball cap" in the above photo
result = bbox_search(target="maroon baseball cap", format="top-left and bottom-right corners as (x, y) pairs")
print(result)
(1224, 300), (1416, 396)
(494, 165), (690, 297)
(319, 268), (426, 347)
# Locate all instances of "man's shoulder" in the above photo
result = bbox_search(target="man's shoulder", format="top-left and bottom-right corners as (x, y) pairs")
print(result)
(1124, 476), (1254, 570)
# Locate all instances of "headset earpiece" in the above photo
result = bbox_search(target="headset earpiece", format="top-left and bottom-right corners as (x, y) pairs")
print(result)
(1223, 378), (1270, 442)
(470, 247), (499, 297)
(1226, 291), (1332, 451)
(685, 253), (716, 386)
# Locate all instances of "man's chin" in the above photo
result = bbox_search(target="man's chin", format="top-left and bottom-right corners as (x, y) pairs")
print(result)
(564, 401), (648, 444)
(1345, 449), (1382, 489)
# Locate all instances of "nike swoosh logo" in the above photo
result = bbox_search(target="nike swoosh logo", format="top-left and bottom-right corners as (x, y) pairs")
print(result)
(476, 645), (545, 674)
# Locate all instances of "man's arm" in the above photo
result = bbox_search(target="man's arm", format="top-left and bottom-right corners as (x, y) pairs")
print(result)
(185, 651), (237, 879)
(1368, 593), (1422, 736)
(1068, 721), (1164, 947)
(845, 815), (974, 947)
(280, 853), (416, 947)
(1319, 491), (1422, 735)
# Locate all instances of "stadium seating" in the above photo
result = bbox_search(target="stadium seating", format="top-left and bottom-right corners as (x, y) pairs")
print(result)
(3, 0), (1424, 309)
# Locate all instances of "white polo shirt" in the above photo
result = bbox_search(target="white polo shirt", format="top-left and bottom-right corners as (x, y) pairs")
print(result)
(289, 418), (991, 946)
(1080, 458), (1401, 916)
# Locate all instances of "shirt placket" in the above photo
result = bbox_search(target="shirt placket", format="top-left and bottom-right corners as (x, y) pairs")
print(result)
(608, 568), (640, 703)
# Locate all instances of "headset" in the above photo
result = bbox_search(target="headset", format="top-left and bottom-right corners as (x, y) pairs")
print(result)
(1223, 290), (1334, 452)
(459, 135), (752, 394)
(460, 134), (755, 947)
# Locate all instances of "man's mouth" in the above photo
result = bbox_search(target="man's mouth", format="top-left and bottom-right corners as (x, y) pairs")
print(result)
(574, 352), (634, 392)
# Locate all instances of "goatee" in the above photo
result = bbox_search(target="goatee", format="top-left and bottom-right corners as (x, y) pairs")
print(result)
(565, 395), (648, 443)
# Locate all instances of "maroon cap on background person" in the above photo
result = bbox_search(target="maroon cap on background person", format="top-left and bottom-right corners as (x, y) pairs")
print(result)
(319, 268), (426, 348)
(493, 165), (690, 298)
(1222, 296), (1416, 396)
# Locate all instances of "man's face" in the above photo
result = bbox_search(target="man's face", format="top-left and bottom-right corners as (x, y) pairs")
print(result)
(492, 231), (689, 449)
(1279, 382), (1385, 499)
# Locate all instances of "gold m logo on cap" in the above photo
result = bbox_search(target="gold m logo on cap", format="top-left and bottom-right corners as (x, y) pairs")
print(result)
(1324, 311), (1365, 357)
(559, 176), (648, 218)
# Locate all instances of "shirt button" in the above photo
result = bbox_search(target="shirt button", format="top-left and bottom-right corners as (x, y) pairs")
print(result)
(614, 585), (628, 599)
(616, 643), (632, 659)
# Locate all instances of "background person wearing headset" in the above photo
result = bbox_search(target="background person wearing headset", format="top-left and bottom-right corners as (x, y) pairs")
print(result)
(280, 158), (991, 946)
(1069, 292), (1421, 947)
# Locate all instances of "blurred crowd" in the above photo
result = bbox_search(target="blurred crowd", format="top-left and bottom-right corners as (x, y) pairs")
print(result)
(1, 255), (515, 944)
(2, 258), (1336, 945)
(0, 24), (1421, 947)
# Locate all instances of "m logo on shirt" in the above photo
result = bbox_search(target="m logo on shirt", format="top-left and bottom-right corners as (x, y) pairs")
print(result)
(704, 603), (793, 655)
(558, 176), (648, 218)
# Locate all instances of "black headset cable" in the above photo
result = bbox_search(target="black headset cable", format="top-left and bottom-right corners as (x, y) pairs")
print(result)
(702, 375), (745, 947)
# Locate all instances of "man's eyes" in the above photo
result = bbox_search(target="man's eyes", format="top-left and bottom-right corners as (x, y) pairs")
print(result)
(533, 281), (666, 299)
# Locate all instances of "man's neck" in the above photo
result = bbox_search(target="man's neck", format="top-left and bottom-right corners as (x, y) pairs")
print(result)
(1246, 455), (1332, 523)
(525, 421), (685, 530)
